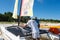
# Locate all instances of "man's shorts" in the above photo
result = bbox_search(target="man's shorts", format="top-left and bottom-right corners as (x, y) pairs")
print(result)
(32, 32), (40, 39)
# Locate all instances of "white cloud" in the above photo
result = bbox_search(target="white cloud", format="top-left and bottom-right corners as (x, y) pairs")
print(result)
(37, 0), (43, 3)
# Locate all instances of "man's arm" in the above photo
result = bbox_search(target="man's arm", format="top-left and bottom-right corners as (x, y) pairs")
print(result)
(20, 23), (27, 28)
(38, 23), (40, 28)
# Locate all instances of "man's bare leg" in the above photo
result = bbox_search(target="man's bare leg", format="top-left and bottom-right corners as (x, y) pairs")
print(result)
(37, 38), (40, 40)
(33, 38), (36, 40)
(33, 38), (40, 40)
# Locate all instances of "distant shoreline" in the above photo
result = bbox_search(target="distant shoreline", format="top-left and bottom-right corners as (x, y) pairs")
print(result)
(0, 22), (17, 24)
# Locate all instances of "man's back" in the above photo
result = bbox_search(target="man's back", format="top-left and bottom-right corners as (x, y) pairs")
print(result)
(27, 20), (39, 33)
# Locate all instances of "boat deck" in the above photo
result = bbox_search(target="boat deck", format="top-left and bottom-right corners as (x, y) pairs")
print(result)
(0, 25), (49, 40)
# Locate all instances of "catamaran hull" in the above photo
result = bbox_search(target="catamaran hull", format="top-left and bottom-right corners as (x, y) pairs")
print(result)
(0, 26), (26, 40)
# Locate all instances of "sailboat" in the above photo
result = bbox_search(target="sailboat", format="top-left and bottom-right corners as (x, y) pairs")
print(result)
(0, 0), (34, 40)
(0, 0), (49, 40)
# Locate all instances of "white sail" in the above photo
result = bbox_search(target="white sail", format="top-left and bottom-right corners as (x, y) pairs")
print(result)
(12, 0), (18, 19)
(20, 0), (34, 17)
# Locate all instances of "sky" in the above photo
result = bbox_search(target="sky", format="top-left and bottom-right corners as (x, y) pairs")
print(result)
(0, 0), (60, 20)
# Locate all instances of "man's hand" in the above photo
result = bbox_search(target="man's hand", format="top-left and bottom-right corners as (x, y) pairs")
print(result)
(20, 23), (26, 28)
(38, 24), (40, 28)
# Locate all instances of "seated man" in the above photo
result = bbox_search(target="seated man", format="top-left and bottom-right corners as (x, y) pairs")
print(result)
(25, 17), (40, 40)
(34, 17), (40, 28)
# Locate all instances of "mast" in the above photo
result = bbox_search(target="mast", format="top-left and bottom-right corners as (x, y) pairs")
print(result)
(18, 0), (22, 26)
